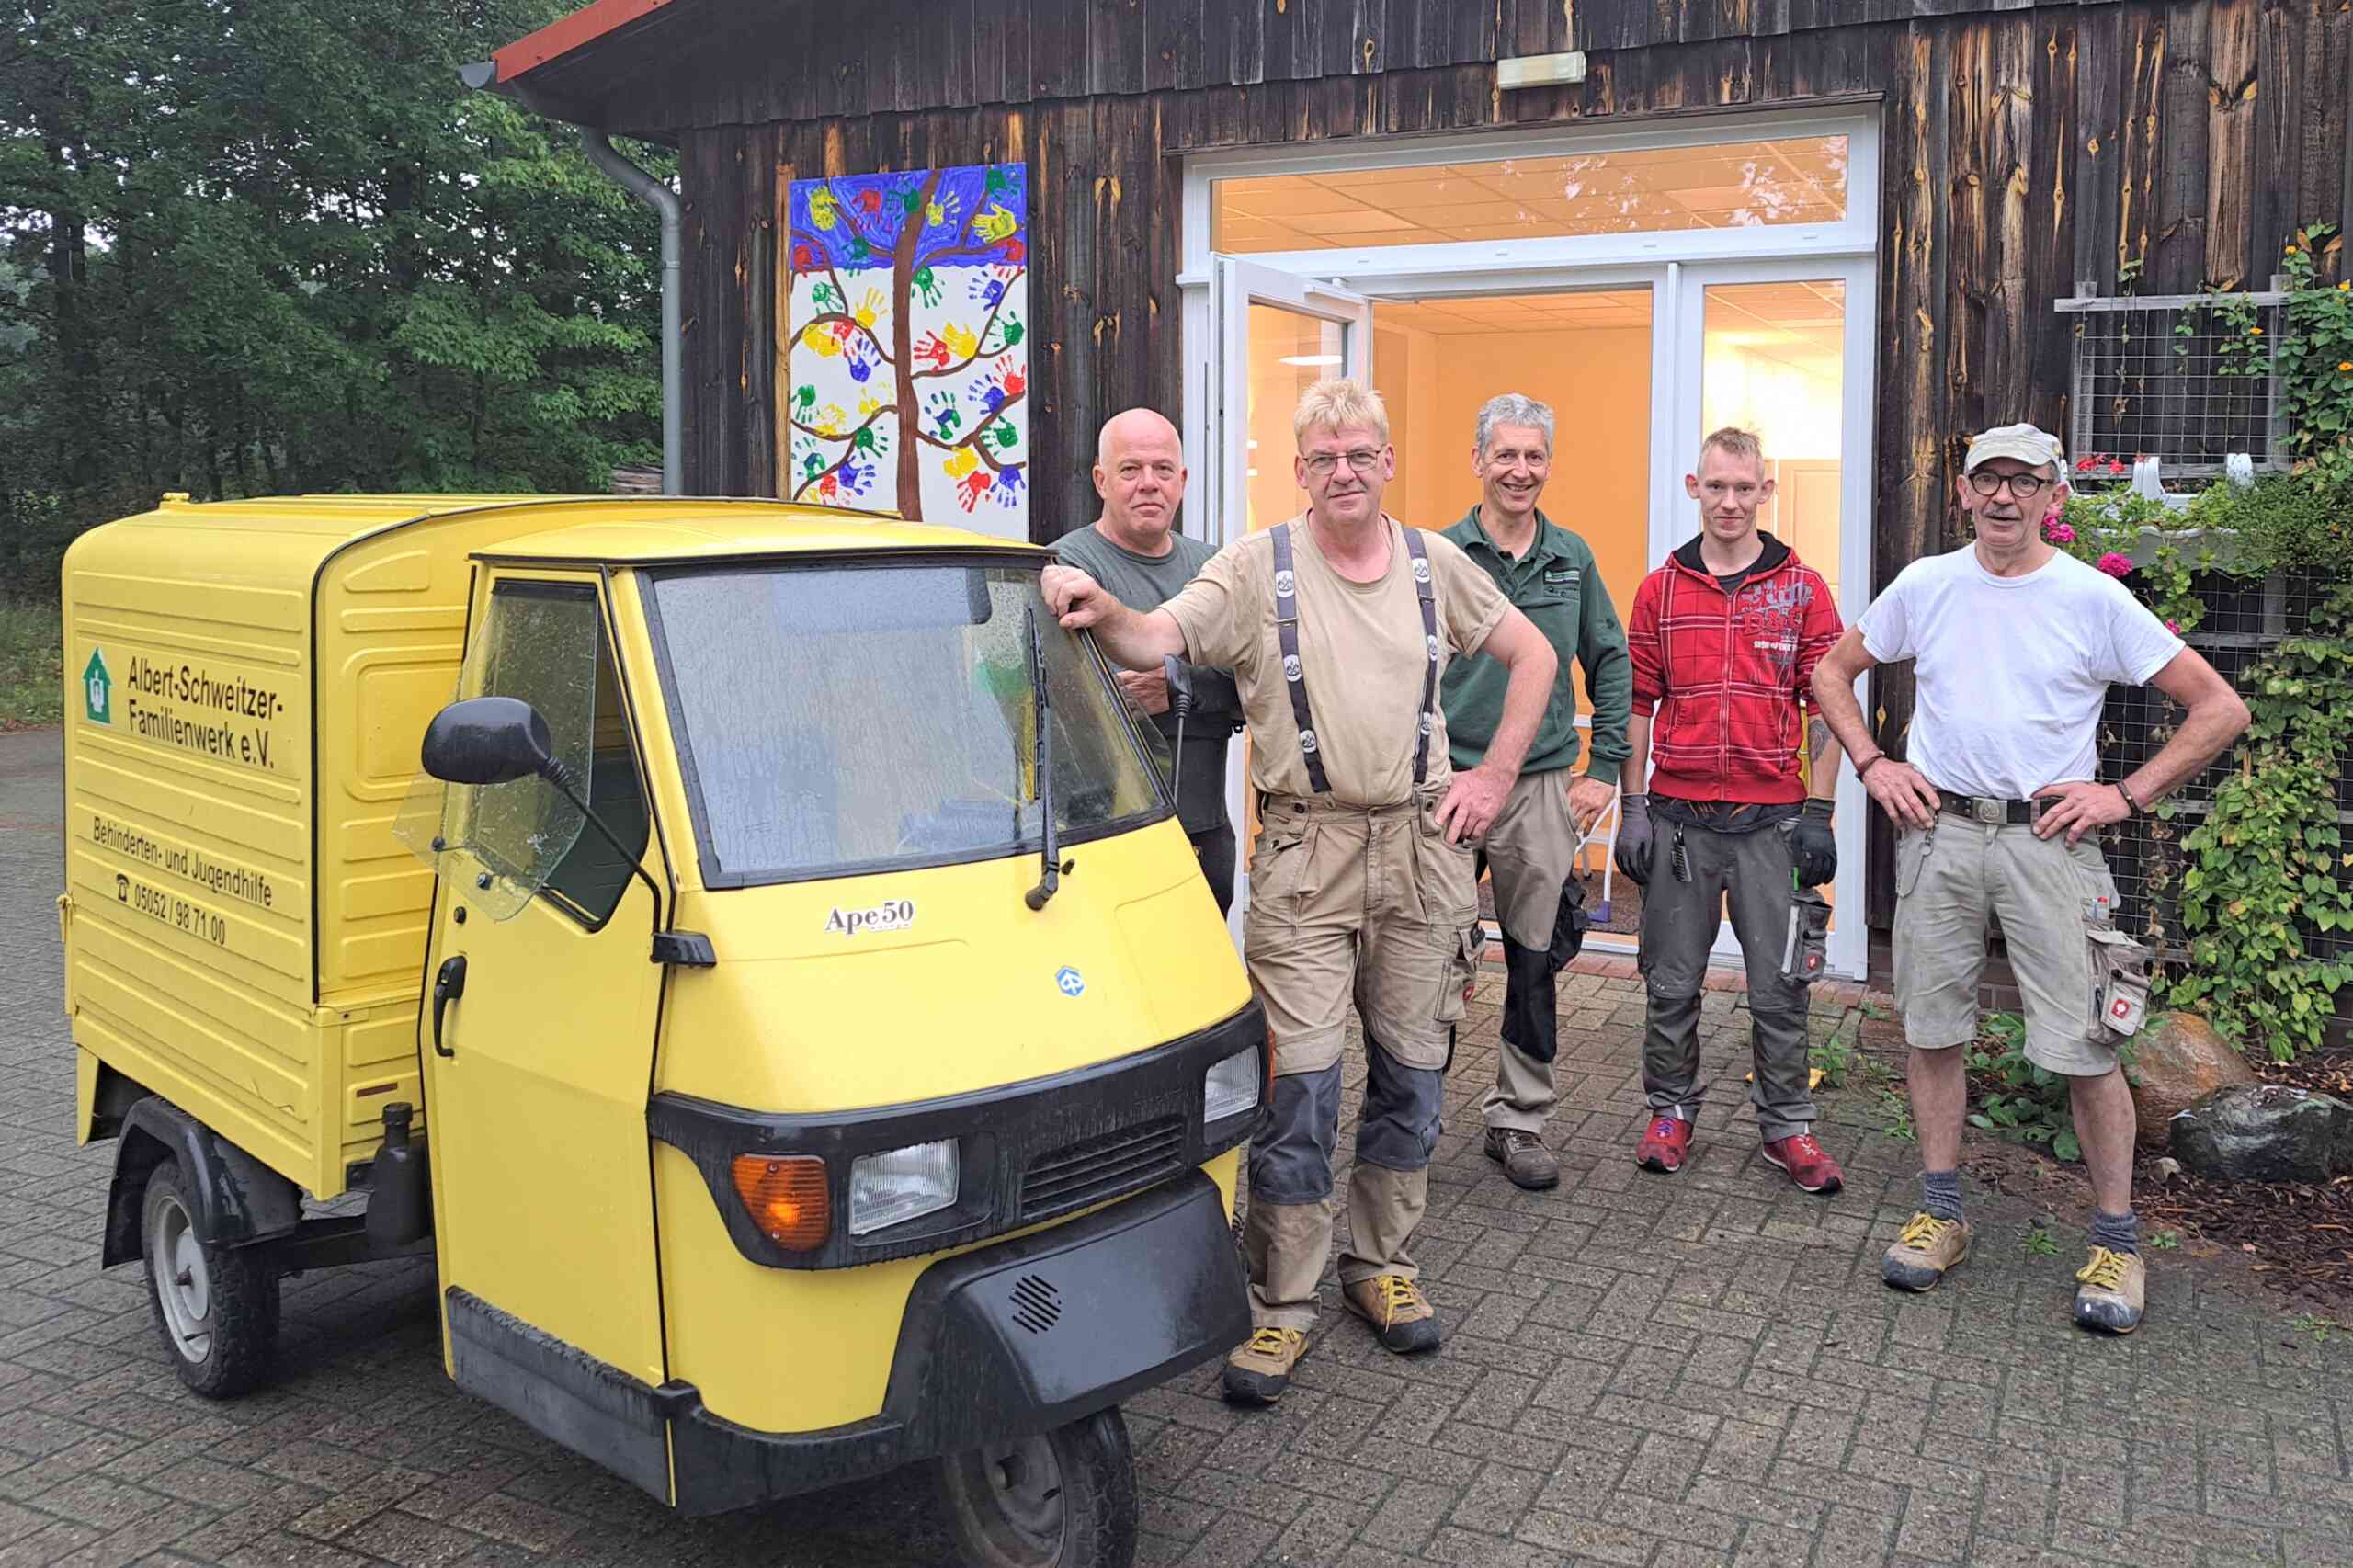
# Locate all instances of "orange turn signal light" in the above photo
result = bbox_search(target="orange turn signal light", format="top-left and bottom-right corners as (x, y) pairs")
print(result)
(731, 1154), (830, 1251)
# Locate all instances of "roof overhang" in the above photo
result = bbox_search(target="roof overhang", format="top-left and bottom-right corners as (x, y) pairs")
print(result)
(473, 0), (722, 138)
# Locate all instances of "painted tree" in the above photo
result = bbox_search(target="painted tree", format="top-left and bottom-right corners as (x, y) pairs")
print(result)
(787, 164), (1029, 524)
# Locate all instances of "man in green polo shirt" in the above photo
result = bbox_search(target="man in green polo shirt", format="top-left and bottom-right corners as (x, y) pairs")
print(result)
(1441, 392), (1632, 1190)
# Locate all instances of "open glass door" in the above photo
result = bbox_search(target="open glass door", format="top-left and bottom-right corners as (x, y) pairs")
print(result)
(1669, 259), (1876, 979)
(1209, 257), (1372, 926)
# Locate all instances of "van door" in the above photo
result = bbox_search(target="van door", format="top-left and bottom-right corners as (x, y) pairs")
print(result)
(417, 571), (671, 1494)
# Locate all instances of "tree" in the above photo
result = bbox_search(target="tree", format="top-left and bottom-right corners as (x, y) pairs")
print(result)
(0, 0), (665, 596)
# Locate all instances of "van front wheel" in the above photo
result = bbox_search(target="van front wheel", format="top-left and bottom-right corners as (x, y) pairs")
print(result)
(141, 1159), (279, 1398)
(934, 1407), (1137, 1568)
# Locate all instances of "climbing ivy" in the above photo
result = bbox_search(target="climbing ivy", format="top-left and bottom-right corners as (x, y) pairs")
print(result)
(2166, 579), (2353, 1062)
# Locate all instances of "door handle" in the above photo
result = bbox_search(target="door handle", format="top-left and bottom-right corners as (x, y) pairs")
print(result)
(432, 956), (467, 1058)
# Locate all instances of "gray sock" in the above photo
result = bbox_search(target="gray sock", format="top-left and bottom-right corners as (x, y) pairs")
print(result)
(1921, 1169), (1963, 1222)
(2088, 1208), (2138, 1256)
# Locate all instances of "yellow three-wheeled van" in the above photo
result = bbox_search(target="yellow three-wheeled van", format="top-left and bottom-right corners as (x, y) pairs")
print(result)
(60, 494), (1261, 1567)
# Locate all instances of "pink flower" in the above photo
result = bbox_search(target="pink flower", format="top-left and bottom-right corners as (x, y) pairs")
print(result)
(2043, 519), (2075, 544)
(2097, 552), (2134, 578)
(2107, 459), (2128, 474)
(2165, 619), (2182, 634)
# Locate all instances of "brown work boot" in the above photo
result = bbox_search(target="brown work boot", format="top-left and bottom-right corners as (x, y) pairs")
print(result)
(1221, 1326), (1309, 1404)
(1881, 1211), (1972, 1292)
(1483, 1126), (1561, 1190)
(2073, 1246), (2146, 1335)
(1342, 1274), (1441, 1353)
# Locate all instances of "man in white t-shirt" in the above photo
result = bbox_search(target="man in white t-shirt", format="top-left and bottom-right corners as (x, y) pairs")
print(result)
(1812, 423), (2247, 1335)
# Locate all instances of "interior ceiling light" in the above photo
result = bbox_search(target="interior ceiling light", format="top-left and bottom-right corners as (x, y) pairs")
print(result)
(1277, 354), (1344, 367)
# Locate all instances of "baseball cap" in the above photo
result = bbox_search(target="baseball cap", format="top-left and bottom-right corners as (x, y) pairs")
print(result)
(1963, 422), (2065, 472)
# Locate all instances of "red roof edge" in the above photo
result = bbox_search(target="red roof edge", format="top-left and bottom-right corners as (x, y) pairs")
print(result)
(492, 0), (676, 82)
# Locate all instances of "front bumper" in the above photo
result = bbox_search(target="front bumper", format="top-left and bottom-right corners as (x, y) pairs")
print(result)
(669, 1169), (1246, 1512)
(446, 1170), (1248, 1516)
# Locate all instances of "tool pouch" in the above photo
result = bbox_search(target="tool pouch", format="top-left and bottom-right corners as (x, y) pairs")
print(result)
(2086, 925), (2153, 1040)
(1779, 884), (1832, 985)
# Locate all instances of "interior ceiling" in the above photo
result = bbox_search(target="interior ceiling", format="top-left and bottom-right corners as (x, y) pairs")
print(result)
(1216, 137), (1848, 253)
(1367, 281), (1843, 380)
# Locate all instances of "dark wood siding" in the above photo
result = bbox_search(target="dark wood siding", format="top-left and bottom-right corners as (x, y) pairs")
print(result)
(637, 0), (2352, 927)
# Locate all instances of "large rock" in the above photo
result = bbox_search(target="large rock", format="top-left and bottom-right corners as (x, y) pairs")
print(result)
(2170, 1085), (2353, 1184)
(2127, 1011), (2258, 1150)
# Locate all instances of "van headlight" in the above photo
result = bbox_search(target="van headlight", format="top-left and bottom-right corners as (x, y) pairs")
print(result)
(1203, 1046), (1262, 1125)
(847, 1141), (960, 1235)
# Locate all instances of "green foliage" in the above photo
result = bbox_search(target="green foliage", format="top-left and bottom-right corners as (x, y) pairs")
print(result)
(1965, 1013), (2084, 1163)
(2021, 1223), (2060, 1257)
(2291, 1312), (2341, 1344)
(0, 597), (63, 728)
(1808, 1032), (1856, 1089)
(2168, 578), (2353, 1062)
(2274, 226), (2353, 494)
(1, 0), (664, 597)
(2145, 1229), (2181, 1250)
(1876, 1089), (1915, 1144)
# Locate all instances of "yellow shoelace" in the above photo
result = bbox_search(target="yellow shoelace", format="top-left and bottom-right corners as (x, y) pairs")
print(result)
(1243, 1326), (1298, 1358)
(2076, 1246), (2131, 1291)
(1370, 1275), (1424, 1326)
(1895, 1212), (1952, 1252)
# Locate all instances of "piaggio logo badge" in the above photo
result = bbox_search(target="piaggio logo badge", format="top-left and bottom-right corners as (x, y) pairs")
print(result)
(84, 648), (112, 725)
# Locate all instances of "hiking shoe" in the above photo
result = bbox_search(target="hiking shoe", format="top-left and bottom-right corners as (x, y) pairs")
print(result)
(1881, 1211), (1971, 1291)
(1635, 1115), (1691, 1174)
(1342, 1274), (1441, 1354)
(1761, 1132), (1845, 1195)
(2073, 1246), (2146, 1335)
(1221, 1326), (1309, 1404)
(1484, 1126), (1561, 1190)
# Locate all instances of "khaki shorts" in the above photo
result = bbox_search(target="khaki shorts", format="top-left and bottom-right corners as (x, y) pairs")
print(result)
(1892, 814), (2144, 1076)
(1244, 788), (1484, 1074)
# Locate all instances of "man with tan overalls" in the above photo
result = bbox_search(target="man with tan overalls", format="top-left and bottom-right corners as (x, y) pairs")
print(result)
(1043, 378), (1557, 1404)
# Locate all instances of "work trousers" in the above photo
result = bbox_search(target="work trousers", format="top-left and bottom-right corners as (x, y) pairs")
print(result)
(1240, 789), (1482, 1330)
(1474, 768), (1589, 1132)
(1638, 811), (1817, 1141)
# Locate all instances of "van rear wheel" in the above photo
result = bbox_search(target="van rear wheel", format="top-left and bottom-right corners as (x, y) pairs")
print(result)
(141, 1159), (280, 1398)
(934, 1407), (1136, 1568)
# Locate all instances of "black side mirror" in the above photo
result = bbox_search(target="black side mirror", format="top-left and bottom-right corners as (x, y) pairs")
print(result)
(421, 696), (556, 786)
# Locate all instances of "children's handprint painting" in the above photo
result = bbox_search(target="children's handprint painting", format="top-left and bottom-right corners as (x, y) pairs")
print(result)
(787, 164), (1029, 535)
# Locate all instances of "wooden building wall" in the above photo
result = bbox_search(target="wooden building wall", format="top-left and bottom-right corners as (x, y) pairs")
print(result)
(635, 0), (2352, 925)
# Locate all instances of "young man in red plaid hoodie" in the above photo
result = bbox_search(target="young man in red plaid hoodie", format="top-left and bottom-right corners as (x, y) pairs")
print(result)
(1615, 427), (1848, 1192)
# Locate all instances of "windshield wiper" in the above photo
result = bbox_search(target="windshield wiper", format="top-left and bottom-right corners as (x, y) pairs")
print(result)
(1023, 608), (1063, 910)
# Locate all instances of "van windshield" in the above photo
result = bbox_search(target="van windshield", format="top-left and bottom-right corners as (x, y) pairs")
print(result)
(646, 558), (1167, 887)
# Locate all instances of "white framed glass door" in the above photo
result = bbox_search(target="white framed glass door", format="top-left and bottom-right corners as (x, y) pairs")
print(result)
(1209, 257), (1373, 547)
(1666, 256), (1878, 979)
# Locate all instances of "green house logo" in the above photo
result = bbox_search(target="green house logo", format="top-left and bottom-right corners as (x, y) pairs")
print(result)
(83, 647), (112, 725)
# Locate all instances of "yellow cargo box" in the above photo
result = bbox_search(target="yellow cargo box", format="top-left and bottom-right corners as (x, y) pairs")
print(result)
(59, 493), (840, 1199)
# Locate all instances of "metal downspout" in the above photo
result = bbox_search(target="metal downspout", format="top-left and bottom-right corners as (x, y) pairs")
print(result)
(579, 131), (683, 495)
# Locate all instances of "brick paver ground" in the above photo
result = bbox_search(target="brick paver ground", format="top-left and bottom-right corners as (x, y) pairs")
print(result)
(6, 724), (2352, 1567)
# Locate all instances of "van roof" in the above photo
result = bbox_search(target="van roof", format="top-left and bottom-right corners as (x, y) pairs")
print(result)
(115, 494), (1043, 563)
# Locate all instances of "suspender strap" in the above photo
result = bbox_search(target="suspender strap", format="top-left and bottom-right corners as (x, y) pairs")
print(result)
(1269, 522), (1330, 794)
(1401, 528), (1440, 787)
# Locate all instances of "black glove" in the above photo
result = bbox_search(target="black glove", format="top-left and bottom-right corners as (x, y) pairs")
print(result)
(1792, 797), (1836, 887)
(1614, 793), (1654, 886)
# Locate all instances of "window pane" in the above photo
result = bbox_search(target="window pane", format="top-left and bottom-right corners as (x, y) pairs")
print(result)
(445, 585), (598, 915)
(653, 562), (1164, 884)
(1212, 136), (1848, 254)
(1244, 307), (1342, 535)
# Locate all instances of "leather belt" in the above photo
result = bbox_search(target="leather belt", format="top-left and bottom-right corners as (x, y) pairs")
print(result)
(1937, 792), (2042, 825)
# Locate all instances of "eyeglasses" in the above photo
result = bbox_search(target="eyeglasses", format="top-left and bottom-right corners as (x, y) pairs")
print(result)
(1303, 449), (1384, 476)
(1966, 468), (2052, 499)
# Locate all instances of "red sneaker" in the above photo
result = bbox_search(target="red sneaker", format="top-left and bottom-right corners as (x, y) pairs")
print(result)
(1761, 1132), (1845, 1195)
(1635, 1116), (1690, 1174)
